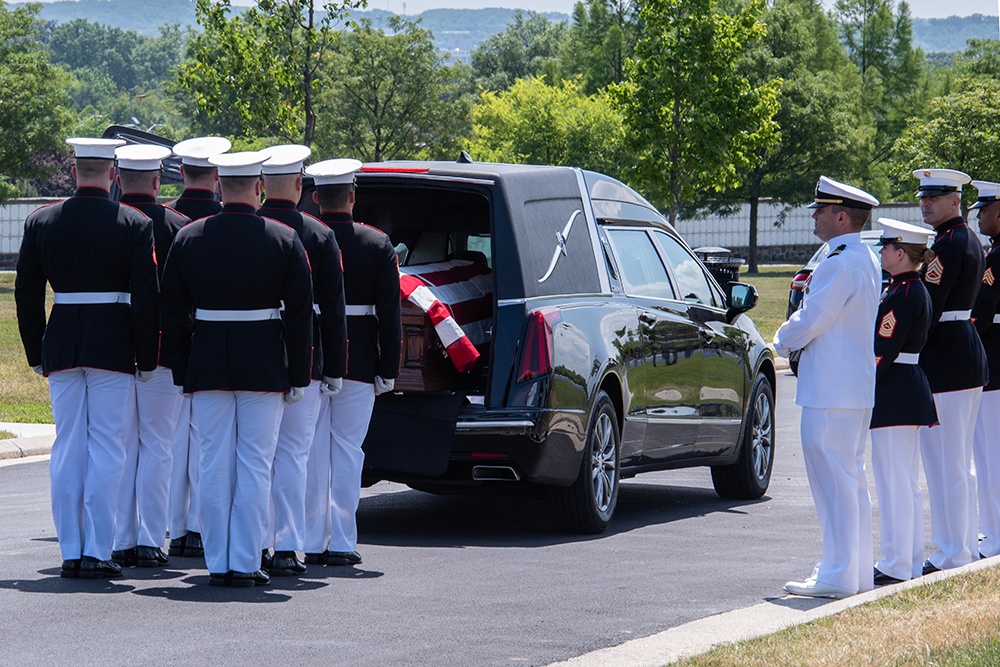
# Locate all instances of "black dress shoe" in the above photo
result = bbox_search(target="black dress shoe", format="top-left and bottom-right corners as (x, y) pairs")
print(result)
(185, 532), (204, 557)
(79, 556), (123, 579)
(168, 535), (188, 557)
(922, 559), (941, 575)
(136, 546), (169, 567)
(60, 559), (81, 578)
(228, 569), (270, 587)
(111, 547), (137, 567)
(873, 567), (905, 586)
(209, 572), (230, 587)
(327, 550), (362, 566)
(304, 551), (328, 565)
(261, 549), (273, 573)
(270, 551), (307, 576)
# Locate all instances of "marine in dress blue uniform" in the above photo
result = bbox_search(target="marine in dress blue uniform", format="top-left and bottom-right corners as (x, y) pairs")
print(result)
(15, 137), (159, 579)
(970, 179), (1000, 560)
(774, 176), (882, 599)
(110, 145), (189, 569)
(302, 159), (401, 567)
(159, 151), (313, 587)
(869, 218), (938, 585)
(257, 145), (348, 577)
(163, 136), (230, 559)
(914, 169), (988, 574)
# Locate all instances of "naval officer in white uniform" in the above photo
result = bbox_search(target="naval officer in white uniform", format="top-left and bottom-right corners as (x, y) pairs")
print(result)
(774, 176), (882, 599)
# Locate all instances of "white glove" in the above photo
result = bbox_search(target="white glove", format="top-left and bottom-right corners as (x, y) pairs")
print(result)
(31, 365), (44, 376)
(374, 376), (395, 396)
(285, 386), (307, 405)
(136, 369), (155, 383)
(320, 377), (343, 396)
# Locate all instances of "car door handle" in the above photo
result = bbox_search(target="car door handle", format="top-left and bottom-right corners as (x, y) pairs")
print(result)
(639, 313), (656, 325)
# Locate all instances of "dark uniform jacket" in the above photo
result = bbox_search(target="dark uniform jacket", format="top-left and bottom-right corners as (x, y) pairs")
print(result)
(319, 212), (401, 383)
(871, 271), (938, 429)
(919, 217), (989, 393)
(258, 199), (348, 380)
(159, 203), (313, 393)
(120, 194), (190, 284)
(972, 236), (1000, 392)
(14, 187), (159, 374)
(165, 188), (221, 222)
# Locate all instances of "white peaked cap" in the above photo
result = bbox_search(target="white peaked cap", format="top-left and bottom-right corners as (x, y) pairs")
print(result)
(173, 136), (233, 167)
(807, 175), (879, 210)
(262, 144), (312, 175)
(971, 180), (1000, 209)
(115, 144), (172, 171)
(305, 158), (362, 185)
(877, 218), (935, 245)
(912, 168), (971, 197)
(208, 151), (267, 177)
(66, 137), (125, 159)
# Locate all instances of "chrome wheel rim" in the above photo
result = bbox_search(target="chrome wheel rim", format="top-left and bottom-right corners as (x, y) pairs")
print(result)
(751, 390), (773, 482)
(590, 411), (617, 513)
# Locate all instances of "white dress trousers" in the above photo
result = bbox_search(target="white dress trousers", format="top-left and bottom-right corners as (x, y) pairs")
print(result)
(871, 425), (924, 580)
(193, 390), (284, 574)
(114, 366), (183, 550)
(974, 389), (1000, 558)
(304, 380), (375, 553)
(168, 396), (200, 540)
(266, 380), (322, 551)
(920, 387), (981, 569)
(801, 407), (874, 593)
(48, 368), (134, 561)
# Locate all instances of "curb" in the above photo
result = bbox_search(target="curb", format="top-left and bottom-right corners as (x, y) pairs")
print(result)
(0, 434), (54, 460)
(548, 555), (1000, 666)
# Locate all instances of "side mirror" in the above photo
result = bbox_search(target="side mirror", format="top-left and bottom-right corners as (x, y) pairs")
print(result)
(726, 282), (758, 320)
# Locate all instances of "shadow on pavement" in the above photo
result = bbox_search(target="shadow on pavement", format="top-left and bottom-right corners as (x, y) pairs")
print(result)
(0, 575), (135, 594)
(130, 575), (293, 602)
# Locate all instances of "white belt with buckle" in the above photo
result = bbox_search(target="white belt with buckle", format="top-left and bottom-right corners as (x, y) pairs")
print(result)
(345, 304), (376, 316)
(993, 314), (1000, 324)
(53, 291), (130, 305)
(895, 352), (919, 365)
(195, 308), (281, 322)
(939, 310), (971, 322)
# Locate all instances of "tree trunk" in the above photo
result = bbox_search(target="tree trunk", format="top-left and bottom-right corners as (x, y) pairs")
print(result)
(748, 195), (759, 274)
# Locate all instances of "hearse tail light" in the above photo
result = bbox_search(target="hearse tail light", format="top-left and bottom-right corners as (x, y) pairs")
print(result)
(518, 308), (560, 382)
(790, 271), (810, 291)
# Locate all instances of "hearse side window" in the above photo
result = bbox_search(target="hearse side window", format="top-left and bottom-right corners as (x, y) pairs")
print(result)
(605, 228), (676, 300)
(652, 231), (721, 308)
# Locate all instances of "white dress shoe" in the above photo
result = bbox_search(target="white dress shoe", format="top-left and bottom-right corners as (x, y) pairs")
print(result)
(783, 579), (856, 599)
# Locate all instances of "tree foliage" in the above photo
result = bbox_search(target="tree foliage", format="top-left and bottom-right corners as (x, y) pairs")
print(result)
(471, 11), (566, 92)
(559, 0), (641, 93)
(469, 76), (626, 176)
(609, 0), (780, 225)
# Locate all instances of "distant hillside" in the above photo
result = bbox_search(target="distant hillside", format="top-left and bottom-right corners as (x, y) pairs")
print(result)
(913, 14), (997, 53)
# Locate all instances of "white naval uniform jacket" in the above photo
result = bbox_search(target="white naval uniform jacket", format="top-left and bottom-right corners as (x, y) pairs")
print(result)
(774, 232), (881, 409)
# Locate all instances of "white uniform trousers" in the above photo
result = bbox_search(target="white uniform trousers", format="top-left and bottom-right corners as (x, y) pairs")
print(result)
(193, 391), (284, 574)
(801, 407), (874, 593)
(168, 396), (200, 540)
(974, 390), (1000, 558)
(48, 368), (134, 561)
(114, 367), (183, 550)
(303, 380), (375, 553)
(871, 426), (924, 580)
(920, 387), (981, 569)
(266, 380), (322, 551)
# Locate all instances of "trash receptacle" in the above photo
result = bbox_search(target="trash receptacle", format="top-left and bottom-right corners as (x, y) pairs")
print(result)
(693, 246), (745, 286)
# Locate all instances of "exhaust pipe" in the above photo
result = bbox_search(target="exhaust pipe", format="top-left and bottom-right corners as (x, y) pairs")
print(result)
(472, 465), (521, 482)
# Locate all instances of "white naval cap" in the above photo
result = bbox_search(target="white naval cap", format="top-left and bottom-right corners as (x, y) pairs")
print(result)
(172, 136), (232, 167)
(971, 180), (1000, 209)
(115, 144), (172, 171)
(66, 137), (125, 160)
(262, 144), (312, 175)
(305, 158), (362, 186)
(912, 168), (970, 198)
(208, 150), (267, 177)
(807, 175), (879, 210)
(877, 217), (934, 246)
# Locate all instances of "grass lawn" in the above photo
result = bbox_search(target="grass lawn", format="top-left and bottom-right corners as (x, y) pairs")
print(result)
(736, 265), (797, 343)
(0, 273), (52, 423)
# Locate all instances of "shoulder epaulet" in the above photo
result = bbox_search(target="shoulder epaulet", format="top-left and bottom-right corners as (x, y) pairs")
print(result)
(827, 244), (847, 258)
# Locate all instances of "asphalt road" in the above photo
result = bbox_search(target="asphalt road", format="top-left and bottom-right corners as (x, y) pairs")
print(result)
(0, 371), (902, 666)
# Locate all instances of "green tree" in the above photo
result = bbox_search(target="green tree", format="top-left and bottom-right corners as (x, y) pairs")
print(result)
(176, 0), (364, 146)
(315, 17), (471, 162)
(469, 76), (626, 176)
(0, 2), (72, 202)
(471, 11), (566, 91)
(559, 0), (641, 93)
(609, 0), (780, 225)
